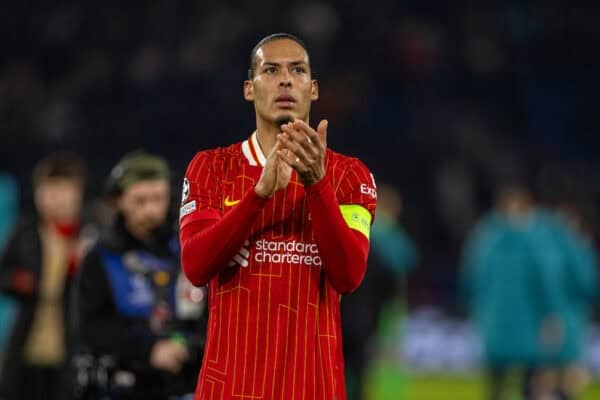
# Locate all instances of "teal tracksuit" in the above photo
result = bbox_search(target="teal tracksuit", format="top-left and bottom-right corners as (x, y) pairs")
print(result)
(0, 174), (18, 349)
(460, 209), (598, 367)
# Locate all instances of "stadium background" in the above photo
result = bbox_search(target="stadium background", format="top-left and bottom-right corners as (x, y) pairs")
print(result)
(1, 0), (599, 399)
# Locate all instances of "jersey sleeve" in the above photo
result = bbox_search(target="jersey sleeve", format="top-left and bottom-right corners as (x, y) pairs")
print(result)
(179, 151), (222, 230)
(334, 159), (377, 240)
(179, 149), (270, 287)
(304, 157), (377, 294)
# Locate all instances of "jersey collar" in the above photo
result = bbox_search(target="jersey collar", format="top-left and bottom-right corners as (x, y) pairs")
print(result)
(241, 131), (267, 167)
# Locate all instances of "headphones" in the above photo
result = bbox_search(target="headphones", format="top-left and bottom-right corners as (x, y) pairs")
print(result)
(104, 151), (171, 197)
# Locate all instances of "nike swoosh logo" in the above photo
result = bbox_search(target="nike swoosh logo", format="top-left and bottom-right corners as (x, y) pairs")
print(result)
(224, 196), (241, 207)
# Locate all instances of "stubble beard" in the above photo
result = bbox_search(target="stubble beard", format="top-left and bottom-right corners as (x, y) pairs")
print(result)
(275, 115), (294, 126)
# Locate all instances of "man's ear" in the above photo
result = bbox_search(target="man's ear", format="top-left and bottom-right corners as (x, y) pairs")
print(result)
(311, 80), (319, 101)
(244, 80), (254, 101)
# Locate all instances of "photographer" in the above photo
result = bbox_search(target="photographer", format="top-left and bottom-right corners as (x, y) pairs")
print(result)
(74, 151), (205, 400)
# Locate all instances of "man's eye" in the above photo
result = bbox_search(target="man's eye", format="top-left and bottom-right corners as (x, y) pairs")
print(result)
(293, 66), (306, 73)
(265, 67), (277, 74)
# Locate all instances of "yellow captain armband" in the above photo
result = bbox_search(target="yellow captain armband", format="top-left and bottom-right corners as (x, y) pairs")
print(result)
(339, 205), (372, 240)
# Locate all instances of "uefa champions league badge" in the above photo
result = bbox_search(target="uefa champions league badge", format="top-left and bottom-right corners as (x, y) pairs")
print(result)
(181, 178), (190, 205)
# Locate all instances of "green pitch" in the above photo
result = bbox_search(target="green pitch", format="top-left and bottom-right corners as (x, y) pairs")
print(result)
(364, 368), (600, 400)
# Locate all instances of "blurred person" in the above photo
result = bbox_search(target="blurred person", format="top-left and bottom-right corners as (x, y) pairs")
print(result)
(369, 184), (418, 276)
(0, 173), (18, 359)
(342, 183), (417, 400)
(460, 183), (595, 400)
(0, 153), (86, 400)
(179, 33), (377, 399)
(74, 151), (205, 400)
(0, 173), (18, 249)
(533, 204), (598, 400)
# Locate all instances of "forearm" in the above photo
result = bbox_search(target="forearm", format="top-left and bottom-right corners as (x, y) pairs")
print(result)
(180, 188), (268, 286)
(305, 178), (370, 294)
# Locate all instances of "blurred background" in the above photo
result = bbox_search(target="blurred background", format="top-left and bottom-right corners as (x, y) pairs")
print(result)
(1, 0), (599, 399)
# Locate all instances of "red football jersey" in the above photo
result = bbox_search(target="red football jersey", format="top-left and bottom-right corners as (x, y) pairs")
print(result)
(181, 132), (376, 399)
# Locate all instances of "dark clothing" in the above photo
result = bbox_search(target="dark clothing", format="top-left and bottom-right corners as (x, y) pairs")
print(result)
(341, 240), (399, 399)
(75, 218), (203, 400)
(0, 218), (75, 400)
(5, 365), (67, 400)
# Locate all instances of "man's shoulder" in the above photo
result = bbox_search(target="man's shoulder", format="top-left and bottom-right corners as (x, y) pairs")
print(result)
(186, 141), (245, 170)
(327, 149), (372, 176)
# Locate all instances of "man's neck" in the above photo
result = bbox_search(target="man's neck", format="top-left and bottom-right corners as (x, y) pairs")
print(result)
(254, 120), (280, 157)
(255, 116), (310, 156)
(43, 217), (80, 238)
(125, 221), (152, 243)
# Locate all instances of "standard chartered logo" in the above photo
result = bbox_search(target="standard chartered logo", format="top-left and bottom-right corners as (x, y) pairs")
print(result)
(254, 239), (322, 267)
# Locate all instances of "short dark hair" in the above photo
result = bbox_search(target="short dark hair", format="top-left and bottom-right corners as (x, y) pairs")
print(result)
(106, 150), (171, 196)
(33, 151), (86, 186)
(248, 33), (309, 80)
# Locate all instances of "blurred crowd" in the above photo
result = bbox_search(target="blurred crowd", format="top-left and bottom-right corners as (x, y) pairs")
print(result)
(1, 0), (599, 305)
(1, 1), (599, 400)
(1, 152), (206, 400)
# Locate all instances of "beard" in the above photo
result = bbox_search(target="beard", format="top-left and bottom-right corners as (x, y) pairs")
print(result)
(275, 115), (294, 126)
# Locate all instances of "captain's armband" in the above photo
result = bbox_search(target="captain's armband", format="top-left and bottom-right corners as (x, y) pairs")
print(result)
(339, 205), (372, 240)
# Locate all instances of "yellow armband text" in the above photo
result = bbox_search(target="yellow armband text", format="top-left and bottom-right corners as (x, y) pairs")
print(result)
(339, 205), (372, 240)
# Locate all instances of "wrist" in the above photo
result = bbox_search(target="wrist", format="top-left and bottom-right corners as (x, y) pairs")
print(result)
(304, 175), (330, 193)
(254, 183), (271, 199)
(301, 176), (320, 187)
(301, 168), (326, 187)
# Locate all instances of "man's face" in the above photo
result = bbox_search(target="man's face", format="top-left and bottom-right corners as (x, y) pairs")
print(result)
(244, 39), (319, 125)
(35, 178), (84, 223)
(117, 180), (170, 236)
(497, 187), (533, 220)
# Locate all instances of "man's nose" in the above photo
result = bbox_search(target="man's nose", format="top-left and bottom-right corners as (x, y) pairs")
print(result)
(279, 69), (292, 87)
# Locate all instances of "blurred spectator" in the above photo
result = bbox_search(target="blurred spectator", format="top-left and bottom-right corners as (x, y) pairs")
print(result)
(74, 151), (204, 400)
(0, 173), (18, 355)
(0, 152), (86, 400)
(460, 184), (598, 400)
(537, 204), (599, 400)
(0, 173), (18, 247)
(342, 183), (417, 400)
(370, 184), (418, 275)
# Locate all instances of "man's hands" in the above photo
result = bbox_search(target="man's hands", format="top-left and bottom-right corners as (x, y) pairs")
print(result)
(254, 119), (328, 198)
(228, 240), (250, 268)
(150, 339), (190, 374)
(255, 140), (293, 199)
(278, 119), (328, 186)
